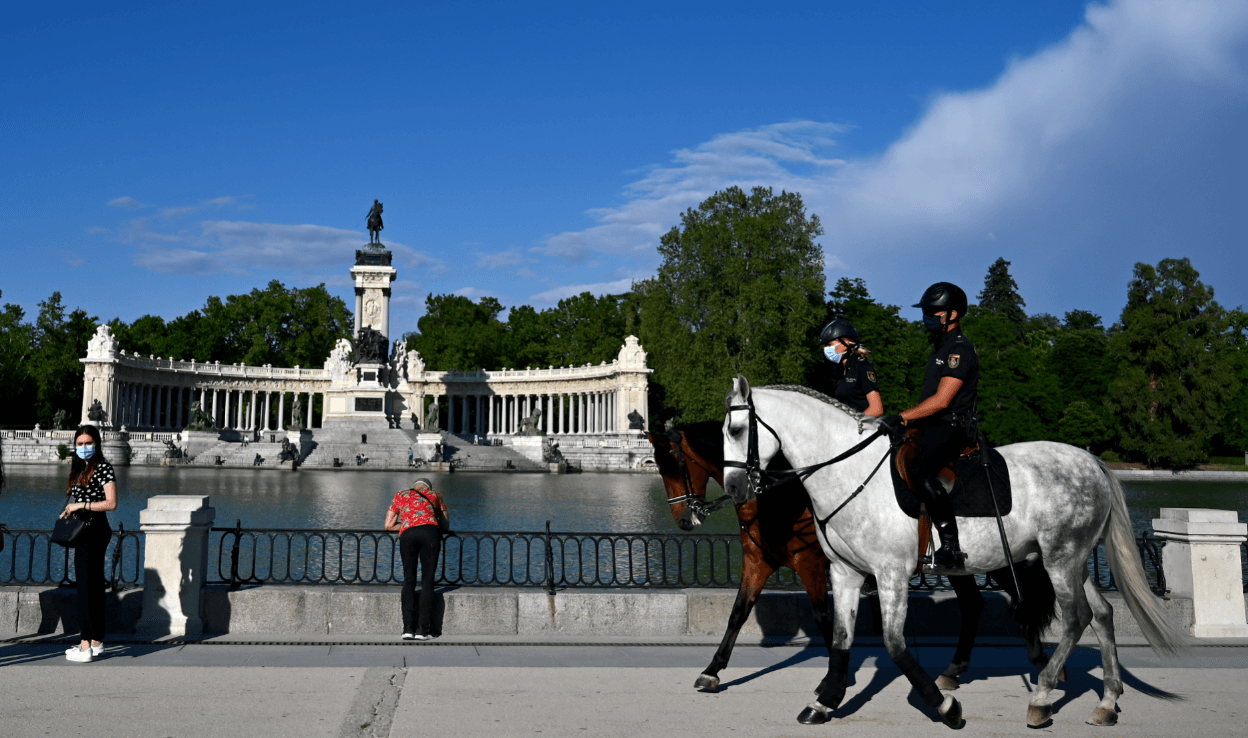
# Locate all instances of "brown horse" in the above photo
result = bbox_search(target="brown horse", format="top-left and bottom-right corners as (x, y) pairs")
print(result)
(649, 420), (1059, 693)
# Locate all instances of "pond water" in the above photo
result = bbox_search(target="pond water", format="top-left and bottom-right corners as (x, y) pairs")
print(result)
(2, 465), (1246, 535)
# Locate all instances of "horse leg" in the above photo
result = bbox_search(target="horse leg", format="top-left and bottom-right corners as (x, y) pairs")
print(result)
(794, 552), (834, 695)
(1028, 566), (1093, 728)
(796, 561), (862, 725)
(1082, 577), (1123, 726)
(937, 574), (983, 690)
(695, 556), (776, 692)
(878, 571), (963, 727)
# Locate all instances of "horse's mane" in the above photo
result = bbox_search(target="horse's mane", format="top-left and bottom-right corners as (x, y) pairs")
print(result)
(758, 384), (867, 423)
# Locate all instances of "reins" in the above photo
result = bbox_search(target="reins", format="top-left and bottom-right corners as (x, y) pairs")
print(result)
(723, 392), (894, 529)
(664, 430), (732, 521)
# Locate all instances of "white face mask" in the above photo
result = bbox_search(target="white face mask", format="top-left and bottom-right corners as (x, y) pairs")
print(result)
(823, 345), (844, 363)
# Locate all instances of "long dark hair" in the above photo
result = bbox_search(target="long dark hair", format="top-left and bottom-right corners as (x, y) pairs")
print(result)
(66, 424), (107, 491)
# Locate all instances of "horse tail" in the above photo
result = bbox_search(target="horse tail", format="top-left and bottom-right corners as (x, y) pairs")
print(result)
(992, 560), (1057, 638)
(1098, 458), (1189, 656)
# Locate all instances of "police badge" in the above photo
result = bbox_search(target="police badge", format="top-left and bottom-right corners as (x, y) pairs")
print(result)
(867, 371), (876, 382)
(949, 355), (961, 369)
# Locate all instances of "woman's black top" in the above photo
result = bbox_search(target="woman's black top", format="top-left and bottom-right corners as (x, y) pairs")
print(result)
(833, 354), (881, 413)
(68, 460), (114, 505)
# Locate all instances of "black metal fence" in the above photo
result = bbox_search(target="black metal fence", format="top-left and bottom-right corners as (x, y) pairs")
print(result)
(204, 521), (1173, 595)
(0, 524), (143, 590)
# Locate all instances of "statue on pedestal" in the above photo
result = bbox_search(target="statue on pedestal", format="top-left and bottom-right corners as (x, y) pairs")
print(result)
(628, 410), (645, 431)
(424, 400), (440, 431)
(290, 398), (304, 430)
(355, 326), (389, 364)
(188, 401), (212, 430)
(366, 200), (384, 244)
(519, 407), (543, 436)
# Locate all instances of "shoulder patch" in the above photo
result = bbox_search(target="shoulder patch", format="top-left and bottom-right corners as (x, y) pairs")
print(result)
(867, 371), (876, 383)
(949, 355), (961, 369)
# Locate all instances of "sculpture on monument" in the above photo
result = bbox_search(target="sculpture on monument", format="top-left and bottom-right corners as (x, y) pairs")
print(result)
(54, 409), (69, 430)
(628, 409), (645, 431)
(290, 398), (304, 430)
(519, 407), (543, 436)
(355, 326), (389, 364)
(279, 438), (299, 462)
(542, 437), (564, 463)
(424, 400), (440, 431)
(188, 401), (213, 430)
(366, 199), (384, 244)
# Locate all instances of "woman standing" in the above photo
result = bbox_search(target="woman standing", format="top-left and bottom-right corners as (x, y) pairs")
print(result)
(820, 319), (884, 417)
(61, 424), (118, 662)
(384, 478), (449, 640)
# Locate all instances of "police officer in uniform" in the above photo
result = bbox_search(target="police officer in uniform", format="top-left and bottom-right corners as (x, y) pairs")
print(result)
(878, 283), (979, 570)
(820, 319), (884, 417)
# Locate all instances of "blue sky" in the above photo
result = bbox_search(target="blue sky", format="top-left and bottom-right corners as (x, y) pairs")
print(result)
(3, 1), (1247, 338)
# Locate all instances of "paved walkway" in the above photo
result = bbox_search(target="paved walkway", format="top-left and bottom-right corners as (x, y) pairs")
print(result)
(1, 635), (1245, 737)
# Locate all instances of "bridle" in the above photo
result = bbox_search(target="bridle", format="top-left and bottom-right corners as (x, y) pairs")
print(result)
(722, 392), (894, 530)
(664, 429), (732, 525)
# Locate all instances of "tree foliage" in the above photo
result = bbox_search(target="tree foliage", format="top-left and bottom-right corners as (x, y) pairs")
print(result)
(978, 257), (1028, 331)
(636, 186), (825, 425)
(823, 277), (927, 411)
(1105, 258), (1235, 467)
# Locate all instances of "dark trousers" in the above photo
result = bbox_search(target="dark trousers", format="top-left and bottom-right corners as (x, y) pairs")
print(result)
(399, 525), (441, 634)
(74, 513), (112, 642)
(910, 421), (972, 501)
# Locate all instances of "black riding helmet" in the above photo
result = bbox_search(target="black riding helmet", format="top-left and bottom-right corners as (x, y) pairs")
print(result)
(913, 282), (968, 318)
(819, 319), (859, 345)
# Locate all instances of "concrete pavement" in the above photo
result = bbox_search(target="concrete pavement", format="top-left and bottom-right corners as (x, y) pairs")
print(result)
(0, 635), (1245, 737)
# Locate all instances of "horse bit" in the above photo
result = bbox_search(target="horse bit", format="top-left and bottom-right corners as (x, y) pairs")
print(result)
(664, 429), (732, 521)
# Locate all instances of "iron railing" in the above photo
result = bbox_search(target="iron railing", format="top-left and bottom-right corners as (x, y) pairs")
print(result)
(0, 524), (143, 590)
(206, 522), (1171, 595)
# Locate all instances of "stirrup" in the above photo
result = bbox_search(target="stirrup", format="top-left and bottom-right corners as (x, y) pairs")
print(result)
(922, 547), (968, 575)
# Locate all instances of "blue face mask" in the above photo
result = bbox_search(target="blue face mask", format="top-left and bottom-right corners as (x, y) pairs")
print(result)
(823, 345), (844, 363)
(923, 314), (945, 333)
(75, 445), (96, 460)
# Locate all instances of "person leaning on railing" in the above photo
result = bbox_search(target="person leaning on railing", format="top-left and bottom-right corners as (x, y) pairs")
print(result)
(61, 424), (119, 663)
(384, 477), (449, 641)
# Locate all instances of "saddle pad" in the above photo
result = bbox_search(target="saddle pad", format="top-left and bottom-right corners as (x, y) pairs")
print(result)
(889, 446), (1012, 519)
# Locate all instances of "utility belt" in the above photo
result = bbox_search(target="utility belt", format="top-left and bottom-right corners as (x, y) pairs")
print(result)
(919, 411), (978, 438)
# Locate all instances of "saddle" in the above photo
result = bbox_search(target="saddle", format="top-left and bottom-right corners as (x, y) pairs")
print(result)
(889, 429), (1013, 572)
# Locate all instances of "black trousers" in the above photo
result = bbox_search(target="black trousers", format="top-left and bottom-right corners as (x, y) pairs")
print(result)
(910, 421), (972, 502)
(399, 525), (442, 634)
(74, 512), (112, 642)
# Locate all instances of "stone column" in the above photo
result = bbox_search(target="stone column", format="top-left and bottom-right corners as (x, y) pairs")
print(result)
(278, 392), (286, 430)
(1153, 508), (1248, 637)
(136, 495), (215, 637)
(305, 393), (312, 429)
(461, 395), (469, 435)
(264, 392), (271, 431)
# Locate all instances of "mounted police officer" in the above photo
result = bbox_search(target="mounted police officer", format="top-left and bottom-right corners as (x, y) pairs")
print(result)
(878, 282), (980, 570)
(820, 319), (883, 417)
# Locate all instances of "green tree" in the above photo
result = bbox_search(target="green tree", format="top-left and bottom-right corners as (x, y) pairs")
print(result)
(0, 291), (35, 426)
(29, 292), (98, 426)
(636, 186), (825, 425)
(978, 257), (1028, 331)
(542, 292), (631, 368)
(406, 294), (508, 370)
(1212, 307), (1248, 455)
(823, 277), (927, 411)
(1046, 310), (1115, 448)
(1057, 400), (1108, 449)
(962, 310), (1057, 444)
(1105, 258), (1234, 467)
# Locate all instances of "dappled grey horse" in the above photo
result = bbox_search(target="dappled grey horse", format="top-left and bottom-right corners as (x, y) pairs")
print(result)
(722, 377), (1187, 728)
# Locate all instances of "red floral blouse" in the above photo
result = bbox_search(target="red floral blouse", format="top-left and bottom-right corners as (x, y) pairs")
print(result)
(389, 488), (448, 534)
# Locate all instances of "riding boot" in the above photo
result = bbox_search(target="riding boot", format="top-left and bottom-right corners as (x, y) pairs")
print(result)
(919, 478), (968, 570)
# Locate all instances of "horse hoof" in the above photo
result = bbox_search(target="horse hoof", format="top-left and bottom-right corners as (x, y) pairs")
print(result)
(694, 674), (720, 693)
(1086, 706), (1118, 726)
(797, 703), (832, 725)
(939, 695), (963, 728)
(1027, 702), (1053, 728)
(936, 674), (960, 691)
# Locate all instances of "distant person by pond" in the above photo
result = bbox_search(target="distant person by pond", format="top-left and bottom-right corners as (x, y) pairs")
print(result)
(384, 478), (449, 640)
(61, 425), (118, 662)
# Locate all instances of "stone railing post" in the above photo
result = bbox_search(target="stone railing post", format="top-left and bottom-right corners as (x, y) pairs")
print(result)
(136, 495), (216, 637)
(1152, 507), (1248, 638)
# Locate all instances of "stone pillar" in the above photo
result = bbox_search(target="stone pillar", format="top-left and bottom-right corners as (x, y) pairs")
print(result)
(1153, 508), (1248, 637)
(136, 495), (215, 637)
(263, 392), (271, 431)
(278, 392), (286, 430)
(461, 395), (469, 435)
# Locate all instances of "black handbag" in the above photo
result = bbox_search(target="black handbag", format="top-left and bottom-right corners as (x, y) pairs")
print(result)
(52, 511), (91, 547)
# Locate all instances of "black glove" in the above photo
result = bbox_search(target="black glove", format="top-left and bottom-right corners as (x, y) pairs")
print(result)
(878, 414), (906, 441)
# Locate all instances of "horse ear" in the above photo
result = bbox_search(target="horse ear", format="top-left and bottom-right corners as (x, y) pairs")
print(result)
(736, 373), (751, 400)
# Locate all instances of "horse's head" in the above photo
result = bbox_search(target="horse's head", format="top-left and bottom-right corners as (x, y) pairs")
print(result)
(722, 374), (782, 504)
(646, 427), (718, 530)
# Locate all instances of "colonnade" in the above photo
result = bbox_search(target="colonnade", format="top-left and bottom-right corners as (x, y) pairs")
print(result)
(441, 391), (618, 436)
(112, 382), (324, 431)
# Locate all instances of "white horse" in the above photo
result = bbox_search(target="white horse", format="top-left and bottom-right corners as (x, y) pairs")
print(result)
(722, 377), (1187, 728)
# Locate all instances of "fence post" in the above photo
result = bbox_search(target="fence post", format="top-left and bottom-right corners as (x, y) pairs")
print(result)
(544, 520), (556, 596)
(1152, 507), (1248, 638)
(135, 495), (215, 637)
(229, 519), (242, 591)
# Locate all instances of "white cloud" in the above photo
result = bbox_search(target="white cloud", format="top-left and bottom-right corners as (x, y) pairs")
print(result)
(528, 278), (635, 306)
(476, 250), (525, 269)
(452, 287), (495, 300)
(536, 0), (1248, 318)
(107, 196), (148, 209)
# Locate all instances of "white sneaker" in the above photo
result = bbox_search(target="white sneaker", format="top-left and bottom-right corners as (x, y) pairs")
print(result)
(401, 633), (416, 640)
(411, 633), (431, 641)
(90, 643), (104, 657)
(65, 646), (93, 663)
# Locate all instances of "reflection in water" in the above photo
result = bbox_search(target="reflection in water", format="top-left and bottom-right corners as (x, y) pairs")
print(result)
(0, 465), (1244, 535)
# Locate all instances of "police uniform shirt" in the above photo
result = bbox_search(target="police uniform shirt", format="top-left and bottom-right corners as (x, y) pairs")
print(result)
(834, 354), (881, 413)
(920, 327), (979, 417)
